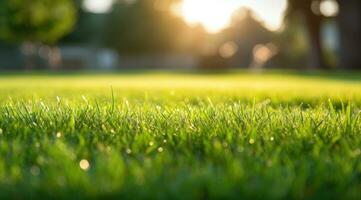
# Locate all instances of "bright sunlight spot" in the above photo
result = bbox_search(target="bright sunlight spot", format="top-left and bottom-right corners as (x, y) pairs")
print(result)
(176, 0), (234, 33)
(79, 159), (90, 171)
(83, 0), (114, 14)
(176, 0), (288, 33)
(320, 0), (339, 17)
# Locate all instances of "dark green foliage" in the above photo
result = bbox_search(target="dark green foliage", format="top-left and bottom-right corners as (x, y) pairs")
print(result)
(0, 0), (76, 44)
(286, 0), (326, 69)
(105, 0), (201, 54)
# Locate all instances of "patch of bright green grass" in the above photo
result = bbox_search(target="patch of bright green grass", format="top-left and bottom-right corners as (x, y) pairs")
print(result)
(0, 73), (360, 199)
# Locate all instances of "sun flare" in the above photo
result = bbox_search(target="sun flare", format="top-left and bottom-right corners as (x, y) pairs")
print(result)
(178, 0), (235, 33)
(176, 0), (288, 33)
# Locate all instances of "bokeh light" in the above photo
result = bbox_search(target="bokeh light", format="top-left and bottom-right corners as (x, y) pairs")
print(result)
(219, 41), (238, 58)
(320, 0), (339, 17)
(83, 0), (114, 14)
(79, 159), (90, 171)
(251, 43), (278, 69)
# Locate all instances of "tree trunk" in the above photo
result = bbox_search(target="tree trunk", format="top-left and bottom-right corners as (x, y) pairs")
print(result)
(337, 0), (361, 70)
(304, 12), (327, 69)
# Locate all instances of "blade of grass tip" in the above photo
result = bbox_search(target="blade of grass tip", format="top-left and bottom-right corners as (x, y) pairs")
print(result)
(207, 97), (214, 108)
(251, 97), (256, 120)
(299, 102), (304, 123)
(346, 102), (351, 130)
(328, 99), (336, 116)
(341, 100), (345, 114)
(95, 99), (101, 114)
(69, 114), (75, 132)
(111, 86), (115, 114)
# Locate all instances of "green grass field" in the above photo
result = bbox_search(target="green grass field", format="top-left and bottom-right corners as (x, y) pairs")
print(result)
(0, 72), (360, 199)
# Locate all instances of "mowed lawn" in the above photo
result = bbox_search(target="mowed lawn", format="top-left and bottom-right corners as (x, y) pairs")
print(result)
(0, 72), (360, 199)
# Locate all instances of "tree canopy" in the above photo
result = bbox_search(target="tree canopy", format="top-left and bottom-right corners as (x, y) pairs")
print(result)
(0, 0), (76, 44)
(105, 0), (202, 54)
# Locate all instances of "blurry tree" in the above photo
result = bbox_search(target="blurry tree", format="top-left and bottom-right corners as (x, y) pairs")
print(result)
(287, 0), (327, 69)
(336, 0), (361, 70)
(0, 0), (76, 69)
(62, 0), (107, 45)
(220, 9), (273, 68)
(273, 17), (309, 69)
(105, 0), (203, 54)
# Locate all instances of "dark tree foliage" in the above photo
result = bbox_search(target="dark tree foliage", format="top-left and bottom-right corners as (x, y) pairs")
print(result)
(0, 0), (76, 69)
(61, 0), (105, 45)
(222, 9), (273, 68)
(104, 0), (199, 54)
(0, 0), (76, 44)
(336, 0), (361, 70)
(286, 0), (327, 69)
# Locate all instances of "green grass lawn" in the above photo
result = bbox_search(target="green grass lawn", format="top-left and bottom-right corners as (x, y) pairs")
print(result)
(0, 72), (360, 199)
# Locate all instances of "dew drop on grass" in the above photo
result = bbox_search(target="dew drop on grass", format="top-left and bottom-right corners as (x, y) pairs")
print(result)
(126, 148), (132, 154)
(79, 159), (90, 171)
(270, 137), (274, 141)
(157, 147), (164, 153)
(56, 132), (62, 138)
(149, 141), (154, 146)
(163, 139), (167, 143)
(249, 139), (255, 144)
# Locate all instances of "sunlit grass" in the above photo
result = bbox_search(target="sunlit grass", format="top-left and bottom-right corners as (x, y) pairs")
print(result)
(1, 72), (361, 103)
(0, 72), (360, 199)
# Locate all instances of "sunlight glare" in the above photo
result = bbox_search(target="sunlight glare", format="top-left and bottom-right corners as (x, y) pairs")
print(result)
(83, 0), (114, 14)
(79, 159), (90, 171)
(320, 0), (339, 17)
(178, 0), (235, 33)
(176, 0), (288, 33)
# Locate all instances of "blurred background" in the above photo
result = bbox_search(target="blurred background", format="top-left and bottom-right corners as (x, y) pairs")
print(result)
(0, 0), (360, 71)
